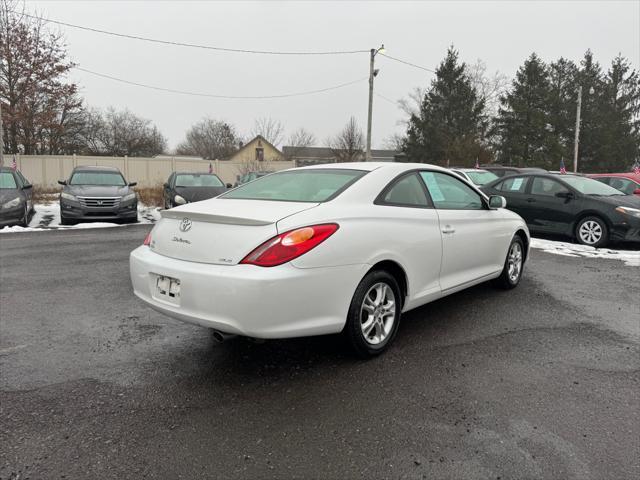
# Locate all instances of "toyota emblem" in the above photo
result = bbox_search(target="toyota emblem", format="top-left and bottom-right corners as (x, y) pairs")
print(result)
(179, 218), (192, 232)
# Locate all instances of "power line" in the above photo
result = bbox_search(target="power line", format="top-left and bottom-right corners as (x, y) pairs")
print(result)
(15, 11), (368, 56)
(379, 53), (436, 73)
(374, 92), (398, 105)
(75, 67), (368, 99)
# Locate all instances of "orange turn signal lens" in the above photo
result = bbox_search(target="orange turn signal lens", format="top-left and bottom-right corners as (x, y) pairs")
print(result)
(282, 227), (315, 246)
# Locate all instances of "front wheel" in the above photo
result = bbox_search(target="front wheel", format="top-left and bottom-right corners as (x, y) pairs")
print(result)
(343, 270), (401, 358)
(494, 236), (525, 289)
(575, 216), (608, 248)
(19, 204), (29, 227)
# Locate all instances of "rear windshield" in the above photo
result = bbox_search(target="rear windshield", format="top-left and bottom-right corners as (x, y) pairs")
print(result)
(221, 169), (366, 202)
(466, 170), (499, 185)
(560, 176), (625, 196)
(176, 174), (223, 187)
(0, 172), (17, 189)
(70, 171), (126, 186)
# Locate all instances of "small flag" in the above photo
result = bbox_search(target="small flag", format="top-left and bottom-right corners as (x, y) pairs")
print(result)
(474, 157), (480, 169)
(11, 155), (17, 171)
(634, 161), (640, 175)
(208, 162), (213, 174)
(559, 158), (567, 174)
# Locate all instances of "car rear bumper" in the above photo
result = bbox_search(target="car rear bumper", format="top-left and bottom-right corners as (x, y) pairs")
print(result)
(129, 246), (368, 338)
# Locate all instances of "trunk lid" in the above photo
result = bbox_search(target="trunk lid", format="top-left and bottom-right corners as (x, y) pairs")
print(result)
(150, 198), (318, 265)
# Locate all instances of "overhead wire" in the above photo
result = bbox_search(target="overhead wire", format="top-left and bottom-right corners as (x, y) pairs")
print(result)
(15, 11), (369, 56)
(75, 67), (368, 99)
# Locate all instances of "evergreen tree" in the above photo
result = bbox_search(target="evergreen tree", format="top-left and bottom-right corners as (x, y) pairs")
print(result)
(495, 53), (553, 168)
(596, 55), (640, 171)
(403, 47), (486, 167)
(547, 58), (578, 164)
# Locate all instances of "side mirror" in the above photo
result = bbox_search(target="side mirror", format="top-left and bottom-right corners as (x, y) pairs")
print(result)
(633, 188), (640, 195)
(555, 191), (574, 199)
(22, 183), (33, 189)
(489, 195), (507, 209)
(58, 180), (67, 186)
(163, 182), (169, 189)
(226, 183), (232, 189)
(128, 182), (137, 187)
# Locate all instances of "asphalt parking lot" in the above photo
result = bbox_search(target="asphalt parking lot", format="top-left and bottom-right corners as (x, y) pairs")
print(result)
(1, 226), (639, 480)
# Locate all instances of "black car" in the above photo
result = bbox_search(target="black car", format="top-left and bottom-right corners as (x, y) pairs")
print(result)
(58, 166), (138, 225)
(482, 165), (547, 178)
(482, 173), (640, 247)
(163, 172), (231, 209)
(0, 167), (35, 228)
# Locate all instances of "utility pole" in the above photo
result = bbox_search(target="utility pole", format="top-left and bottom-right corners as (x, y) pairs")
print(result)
(573, 85), (582, 173)
(366, 44), (385, 162)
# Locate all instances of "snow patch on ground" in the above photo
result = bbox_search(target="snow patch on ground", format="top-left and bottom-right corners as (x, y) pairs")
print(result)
(0, 203), (161, 233)
(530, 238), (640, 267)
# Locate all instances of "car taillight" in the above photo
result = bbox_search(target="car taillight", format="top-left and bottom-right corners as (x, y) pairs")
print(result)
(240, 223), (339, 267)
(143, 232), (152, 246)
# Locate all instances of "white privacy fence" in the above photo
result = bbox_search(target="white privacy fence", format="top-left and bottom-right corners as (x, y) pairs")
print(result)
(9, 155), (296, 187)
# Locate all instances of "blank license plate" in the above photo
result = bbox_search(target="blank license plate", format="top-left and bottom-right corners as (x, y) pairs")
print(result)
(156, 275), (181, 299)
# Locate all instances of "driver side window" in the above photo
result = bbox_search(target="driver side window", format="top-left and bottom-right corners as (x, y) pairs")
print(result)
(420, 172), (484, 210)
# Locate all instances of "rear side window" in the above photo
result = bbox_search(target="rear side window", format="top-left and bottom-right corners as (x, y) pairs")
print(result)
(495, 176), (529, 193)
(378, 173), (430, 207)
(0, 172), (17, 189)
(221, 169), (366, 202)
(607, 177), (637, 195)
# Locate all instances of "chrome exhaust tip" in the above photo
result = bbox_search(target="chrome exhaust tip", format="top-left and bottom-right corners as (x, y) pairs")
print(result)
(212, 330), (237, 343)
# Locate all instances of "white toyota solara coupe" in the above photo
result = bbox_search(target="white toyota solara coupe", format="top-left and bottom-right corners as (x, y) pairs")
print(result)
(130, 162), (529, 357)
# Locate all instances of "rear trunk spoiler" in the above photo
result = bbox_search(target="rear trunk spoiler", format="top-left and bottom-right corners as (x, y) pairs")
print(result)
(160, 209), (273, 226)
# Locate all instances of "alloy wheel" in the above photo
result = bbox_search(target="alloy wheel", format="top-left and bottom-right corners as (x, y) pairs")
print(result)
(507, 242), (522, 283)
(360, 282), (396, 345)
(579, 220), (603, 245)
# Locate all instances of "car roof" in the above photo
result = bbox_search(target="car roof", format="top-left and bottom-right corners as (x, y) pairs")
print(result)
(293, 161), (451, 174)
(174, 171), (220, 175)
(453, 168), (492, 173)
(589, 172), (640, 181)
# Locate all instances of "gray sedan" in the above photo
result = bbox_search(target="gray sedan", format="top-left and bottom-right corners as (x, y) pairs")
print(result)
(0, 167), (34, 228)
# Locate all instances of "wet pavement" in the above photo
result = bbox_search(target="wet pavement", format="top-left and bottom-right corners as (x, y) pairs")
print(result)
(1, 226), (638, 479)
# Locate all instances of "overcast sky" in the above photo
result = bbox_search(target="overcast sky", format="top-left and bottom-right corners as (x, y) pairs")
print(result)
(27, 0), (640, 151)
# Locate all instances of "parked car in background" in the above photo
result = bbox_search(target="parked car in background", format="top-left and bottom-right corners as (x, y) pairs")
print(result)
(451, 168), (499, 186)
(482, 173), (640, 247)
(59, 166), (138, 225)
(131, 162), (529, 357)
(163, 172), (231, 209)
(588, 173), (640, 196)
(0, 167), (34, 228)
(482, 165), (547, 178)
(234, 171), (273, 187)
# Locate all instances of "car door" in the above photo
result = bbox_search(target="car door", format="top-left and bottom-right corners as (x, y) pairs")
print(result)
(375, 172), (443, 306)
(419, 171), (506, 292)
(15, 171), (33, 212)
(525, 176), (579, 234)
(490, 175), (531, 221)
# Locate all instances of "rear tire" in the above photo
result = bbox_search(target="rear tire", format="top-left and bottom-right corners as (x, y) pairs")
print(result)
(494, 236), (525, 290)
(575, 216), (608, 248)
(343, 270), (401, 358)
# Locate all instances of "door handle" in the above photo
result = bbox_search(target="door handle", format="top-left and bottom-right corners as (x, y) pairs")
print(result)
(526, 197), (536, 203)
(442, 225), (456, 234)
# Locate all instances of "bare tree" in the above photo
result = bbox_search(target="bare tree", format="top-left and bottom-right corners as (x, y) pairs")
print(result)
(176, 118), (239, 160)
(1, 0), (83, 154)
(398, 86), (427, 125)
(327, 116), (364, 162)
(467, 59), (509, 118)
(382, 132), (405, 151)
(79, 107), (167, 156)
(284, 127), (316, 160)
(250, 117), (285, 147)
